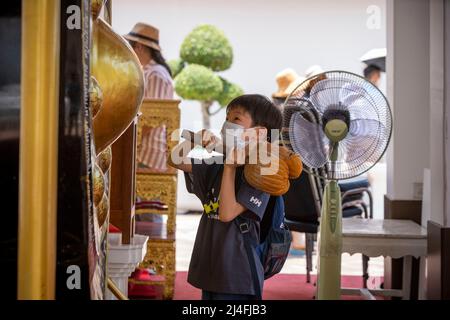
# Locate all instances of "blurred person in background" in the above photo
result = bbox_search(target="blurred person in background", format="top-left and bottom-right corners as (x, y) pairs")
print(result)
(125, 22), (173, 99)
(125, 23), (174, 223)
(363, 64), (382, 87)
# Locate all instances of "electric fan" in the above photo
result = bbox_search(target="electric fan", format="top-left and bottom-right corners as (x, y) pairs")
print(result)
(281, 71), (392, 300)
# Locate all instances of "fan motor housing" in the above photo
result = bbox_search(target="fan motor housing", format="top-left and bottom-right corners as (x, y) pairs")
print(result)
(322, 106), (350, 142)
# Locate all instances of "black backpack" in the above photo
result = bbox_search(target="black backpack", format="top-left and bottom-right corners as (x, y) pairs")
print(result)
(235, 195), (292, 299)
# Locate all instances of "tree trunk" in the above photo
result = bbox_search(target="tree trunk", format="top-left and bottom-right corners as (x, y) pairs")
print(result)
(201, 101), (213, 129)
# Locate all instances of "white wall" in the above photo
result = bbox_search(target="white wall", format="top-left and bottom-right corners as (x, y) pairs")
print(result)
(112, 0), (387, 210)
(386, 0), (431, 201)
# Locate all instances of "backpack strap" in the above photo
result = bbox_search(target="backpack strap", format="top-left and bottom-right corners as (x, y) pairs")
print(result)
(272, 196), (285, 228)
(235, 216), (262, 300)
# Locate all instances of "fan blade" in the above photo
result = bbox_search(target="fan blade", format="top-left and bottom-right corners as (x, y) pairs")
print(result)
(349, 118), (386, 137)
(310, 78), (353, 113)
(289, 111), (329, 168)
(340, 119), (388, 165)
(339, 82), (382, 120)
(282, 97), (321, 143)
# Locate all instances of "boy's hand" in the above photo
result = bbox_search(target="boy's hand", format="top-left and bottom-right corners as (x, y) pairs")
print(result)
(197, 129), (220, 153)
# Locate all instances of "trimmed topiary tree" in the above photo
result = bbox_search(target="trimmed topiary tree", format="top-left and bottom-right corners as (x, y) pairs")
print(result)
(175, 64), (223, 102)
(180, 25), (233, 72)
(168, 58), (185, 78)
(216, 77), (244, 108)
(171, 24), (243, 128)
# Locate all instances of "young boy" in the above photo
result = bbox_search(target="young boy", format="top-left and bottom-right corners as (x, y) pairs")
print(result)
(168, 94), (282, 300)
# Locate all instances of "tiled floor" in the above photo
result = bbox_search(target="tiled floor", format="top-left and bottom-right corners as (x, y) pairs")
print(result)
(175, 213), (384, 277)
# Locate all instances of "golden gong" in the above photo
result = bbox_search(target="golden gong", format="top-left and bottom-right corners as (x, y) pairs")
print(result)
(89, 76), (103, 118)
(93, 163), (105, 206)
(92, 18), (144, 155)
(97, 193), (110, 227)
(97, 146), (112, 174)
(91, 0), (105, 20)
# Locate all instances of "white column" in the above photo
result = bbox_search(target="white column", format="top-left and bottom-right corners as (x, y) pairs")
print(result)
(445, 0), (450, 228)
(428, 0), (446, 226)
(386, 0), (430, 202)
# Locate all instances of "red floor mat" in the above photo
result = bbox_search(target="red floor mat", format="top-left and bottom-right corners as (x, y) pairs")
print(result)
(173, 271), (384, 300)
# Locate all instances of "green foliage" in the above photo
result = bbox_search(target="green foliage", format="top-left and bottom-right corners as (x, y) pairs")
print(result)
(216, 78), (244, 107)
(168, 59), (185, 78)
(174, 64), (223, 101)
(180, 24), (233, 72)
(172, 24), (242, 114)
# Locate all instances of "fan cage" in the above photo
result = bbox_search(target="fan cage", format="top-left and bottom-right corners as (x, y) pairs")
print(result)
(281, 70), (392, 181)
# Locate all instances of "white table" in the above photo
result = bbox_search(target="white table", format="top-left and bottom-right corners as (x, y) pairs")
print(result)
(341, 219), (427, 300)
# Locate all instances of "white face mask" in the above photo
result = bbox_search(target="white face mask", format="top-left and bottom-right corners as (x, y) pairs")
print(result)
(220, 121), (246, 154)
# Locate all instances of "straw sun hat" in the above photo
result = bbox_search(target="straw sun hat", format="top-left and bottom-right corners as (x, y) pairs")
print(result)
(123, 22), (161, 51)
(272, 68), (306, 98)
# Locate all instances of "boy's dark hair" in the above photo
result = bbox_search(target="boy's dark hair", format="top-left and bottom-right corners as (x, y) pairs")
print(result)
(226, 94), (282, 141)
(363, 64), (381, 78)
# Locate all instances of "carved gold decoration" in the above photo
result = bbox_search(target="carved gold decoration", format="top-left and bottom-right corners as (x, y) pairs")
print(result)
(97, 146), (112, 174)
(91, 18), (144, 155)
(133, 99), (180, 300)
(136, 100), (181, 175)
(91, 0), (105, 20)
(136, 100), (181, 235)
(136, 175), (177, 234)
(89, 76), (103, 118)
(93, 163), (105, 206)
(97, 192), (109, 227)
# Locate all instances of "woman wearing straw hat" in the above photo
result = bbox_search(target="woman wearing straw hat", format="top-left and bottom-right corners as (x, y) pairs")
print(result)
(124, 22), (174, 99)
(124, 23), (174, 226)
(124, 22), (174, 174)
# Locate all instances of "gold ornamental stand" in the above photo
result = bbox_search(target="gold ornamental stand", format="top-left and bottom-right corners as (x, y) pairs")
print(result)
(131, 99), (181, 299)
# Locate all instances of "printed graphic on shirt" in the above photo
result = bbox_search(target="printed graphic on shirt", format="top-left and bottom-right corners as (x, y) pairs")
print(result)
(203, 187), (220, 220)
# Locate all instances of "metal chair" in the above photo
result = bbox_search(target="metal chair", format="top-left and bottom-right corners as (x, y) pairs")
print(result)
(283, 169), (321, 283)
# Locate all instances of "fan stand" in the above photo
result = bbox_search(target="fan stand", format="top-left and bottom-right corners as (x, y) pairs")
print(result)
(282, 71), (393, 300)
(316, 140), (344, 300)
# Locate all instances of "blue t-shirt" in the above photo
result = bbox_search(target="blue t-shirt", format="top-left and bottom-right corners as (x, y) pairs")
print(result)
(184, 156), (270, 295)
